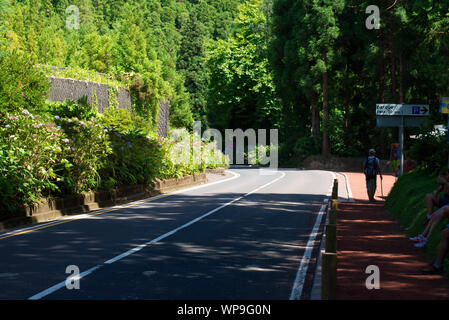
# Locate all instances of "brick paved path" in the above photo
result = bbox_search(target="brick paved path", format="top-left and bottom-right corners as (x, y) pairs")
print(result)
(336, 172), (449, 300)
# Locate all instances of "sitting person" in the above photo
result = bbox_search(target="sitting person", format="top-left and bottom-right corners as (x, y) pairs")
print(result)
(423, 169), (449, 224)
(421, 224), (449, 274)
(411, 170), (449, 247)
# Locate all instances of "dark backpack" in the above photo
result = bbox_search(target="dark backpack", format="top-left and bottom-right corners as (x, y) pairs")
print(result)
(364, 157), (378, 179)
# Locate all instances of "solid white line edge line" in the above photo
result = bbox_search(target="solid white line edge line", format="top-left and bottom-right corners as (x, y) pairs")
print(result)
(289, 171), (336, 300)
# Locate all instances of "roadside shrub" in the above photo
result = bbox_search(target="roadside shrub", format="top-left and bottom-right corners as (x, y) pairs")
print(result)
(100, 129), (169, 187)
(203, 140), (230, 169)
(408, 131), (449, 174)
(293, 136), (321, 161)
(169, 128), (229, 175)
(54, 116), (112, 194)
(245, 145), (276, 166)
(0, 111), (63, 212)
(98, 106), (153, 134)
(45, 97), (97, 121)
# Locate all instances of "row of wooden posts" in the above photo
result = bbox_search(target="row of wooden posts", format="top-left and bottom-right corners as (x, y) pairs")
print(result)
(321, 179), (339, 300)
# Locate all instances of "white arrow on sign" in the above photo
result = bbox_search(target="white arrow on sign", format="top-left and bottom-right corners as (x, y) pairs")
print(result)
(401, 104), (429, 116)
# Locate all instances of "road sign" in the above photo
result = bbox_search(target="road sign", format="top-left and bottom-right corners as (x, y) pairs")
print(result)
(440, 97), (449, 114)
(376, 103), (430, 176)
(403, 104), (429, 116)
(376, 104), (429, 116)
(376, 116), (427, 127)
(376, 104), (403, 116)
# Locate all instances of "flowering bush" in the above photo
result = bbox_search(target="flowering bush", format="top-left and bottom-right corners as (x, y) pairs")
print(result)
(100, 129), (166, 187)
(168, 128), (229, 176)
(100, 128), (228, 189)
(0, 108), (227, 215)
(54, 116), (112, 194)
(0, 111), (64, 212)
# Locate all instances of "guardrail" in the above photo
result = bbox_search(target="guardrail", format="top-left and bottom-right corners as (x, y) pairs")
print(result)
(322, 179), (338, 300)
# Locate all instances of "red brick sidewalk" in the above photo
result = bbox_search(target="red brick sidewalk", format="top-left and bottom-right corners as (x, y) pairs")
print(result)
(336, 172), (449, 300)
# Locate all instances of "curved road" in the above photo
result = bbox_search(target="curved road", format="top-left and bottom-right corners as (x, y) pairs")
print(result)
(0, 167), (336, 300)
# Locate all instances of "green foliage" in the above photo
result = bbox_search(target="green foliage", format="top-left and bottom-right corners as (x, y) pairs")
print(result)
(0, 51), (49, 114)
(206, 0), (281, 131)
(42, 65), (126, 89)
(177, 10), (209, 124)
(293, 136), (321, 162)
(99, 106), (153, 134)
(409, 131), (449, 174)
(100, 130), (167, 187)
(100, 128), (228, 189)
(386, 169), (449, 278)
(45, 97), (97, 121)
(0, 111), (63, 212)
(54, 116), (112, 194)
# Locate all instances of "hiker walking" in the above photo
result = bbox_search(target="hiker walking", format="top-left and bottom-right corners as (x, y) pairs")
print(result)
(364, 149), (383, 202)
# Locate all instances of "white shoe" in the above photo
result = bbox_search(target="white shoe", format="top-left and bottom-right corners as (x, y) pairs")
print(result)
(414, 238), (428, 248)
(410, 234), (424, 242)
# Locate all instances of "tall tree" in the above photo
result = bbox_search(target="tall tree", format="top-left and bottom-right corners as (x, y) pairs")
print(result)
(207, 0), (281, 132)
(177, 10), (209, 125)
(270, 0), (344, 156)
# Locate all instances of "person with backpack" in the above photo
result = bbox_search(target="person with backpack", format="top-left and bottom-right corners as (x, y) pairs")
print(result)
(364, 149), (383, 202)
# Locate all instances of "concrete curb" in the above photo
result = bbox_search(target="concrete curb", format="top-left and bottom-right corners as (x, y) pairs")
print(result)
(0, 169), (225, 233)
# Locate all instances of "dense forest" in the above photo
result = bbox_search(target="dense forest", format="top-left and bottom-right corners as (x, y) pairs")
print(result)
(1, 0), (449, 163)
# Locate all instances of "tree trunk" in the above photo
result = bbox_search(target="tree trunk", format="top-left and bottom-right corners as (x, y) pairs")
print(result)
(378, 25), (387, 157)
(344, 83), (350, 145)
(311, 91), (320, 138)
(389, 12), (397, 102)
(378, 28), (386, 103)
(399, 54), (405, 103)
(321, 51), (331, 156)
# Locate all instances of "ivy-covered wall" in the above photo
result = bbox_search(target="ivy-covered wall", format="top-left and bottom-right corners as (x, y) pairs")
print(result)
(47, 76), (131, 113)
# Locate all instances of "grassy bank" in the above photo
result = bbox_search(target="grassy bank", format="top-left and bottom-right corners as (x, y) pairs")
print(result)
(386, 169), (449, 277)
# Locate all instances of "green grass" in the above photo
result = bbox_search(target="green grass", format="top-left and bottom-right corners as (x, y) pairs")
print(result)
(386, 169), (449, 277)
(40, 65), (128, 89)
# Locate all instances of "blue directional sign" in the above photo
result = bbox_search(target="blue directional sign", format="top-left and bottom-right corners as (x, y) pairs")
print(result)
(412, 106), (421, 115)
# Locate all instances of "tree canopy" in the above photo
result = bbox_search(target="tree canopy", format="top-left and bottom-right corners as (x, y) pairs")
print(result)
(1, 0), (448, 163)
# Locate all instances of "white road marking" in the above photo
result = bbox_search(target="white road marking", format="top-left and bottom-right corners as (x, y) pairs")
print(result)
(289, 203), (327, 300)
(289, 171), (335, 300)
(341, 173), (354, 202)
(29, 265), (102, 300)
(27, 171), (286, 300)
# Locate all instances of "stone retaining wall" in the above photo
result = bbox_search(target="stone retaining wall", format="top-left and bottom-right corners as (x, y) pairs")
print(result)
(47, 77), (170, 137)
(47, 76), (131, 113)
(303, 156), (394, 173)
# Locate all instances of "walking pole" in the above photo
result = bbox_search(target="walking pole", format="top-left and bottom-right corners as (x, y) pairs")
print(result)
(380, 176), (384, 199)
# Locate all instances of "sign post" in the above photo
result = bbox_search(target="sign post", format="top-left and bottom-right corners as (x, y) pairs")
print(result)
(440, 97), (449, 167)
(376, 104), (430, 176)
(400, 118), (404, 176)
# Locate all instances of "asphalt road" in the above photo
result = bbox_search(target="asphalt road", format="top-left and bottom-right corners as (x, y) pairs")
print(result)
(0, 167), (335, 300)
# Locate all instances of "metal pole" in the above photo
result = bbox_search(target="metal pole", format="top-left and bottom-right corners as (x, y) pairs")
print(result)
(400, 117), (404, 176)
